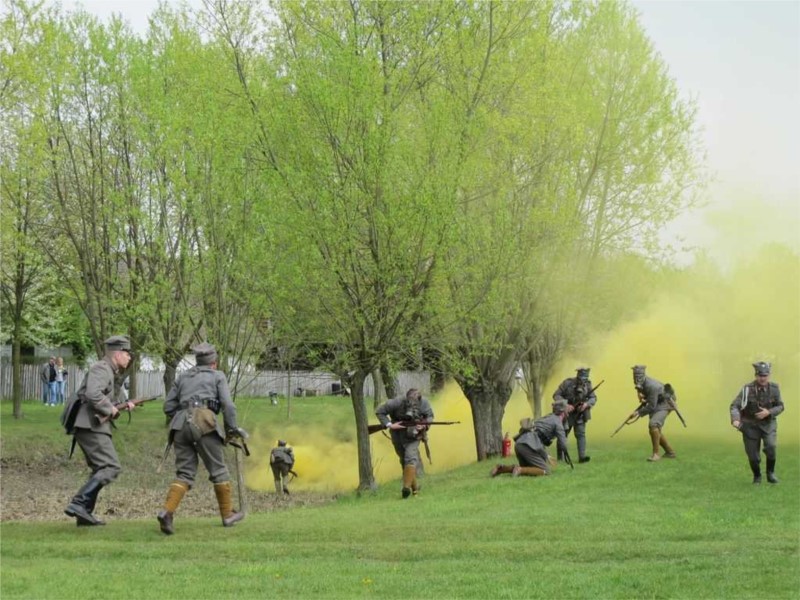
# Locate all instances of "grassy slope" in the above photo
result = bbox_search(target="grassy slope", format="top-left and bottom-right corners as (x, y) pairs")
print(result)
(1, 399), (798, 599)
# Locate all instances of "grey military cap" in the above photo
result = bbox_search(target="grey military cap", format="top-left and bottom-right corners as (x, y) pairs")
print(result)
(576, 367), (591, 380)
(552, 399), (568, 414)
(752, 361), (771, 375)
(193, 342), (218, 366)
(104, 335), (131, 352)
(277, 439), (287, 447)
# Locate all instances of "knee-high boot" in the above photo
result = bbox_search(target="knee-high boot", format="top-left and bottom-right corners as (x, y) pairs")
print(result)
(157, 481), (189, 535)
(512, 466), (547, 477)
(490, 464), (516, 477)
(766, 458), (779, 483)
(214, 481), (244, 527)
(65, 478), (105, 526)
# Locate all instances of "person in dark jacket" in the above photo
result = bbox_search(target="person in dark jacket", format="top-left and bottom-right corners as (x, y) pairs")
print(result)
(730, 362), (784, 484)
(490, 400), (570, 477)
(553, 367), (598, 463)
(63, 336), (134, 526)
(157, 342), (247, 535)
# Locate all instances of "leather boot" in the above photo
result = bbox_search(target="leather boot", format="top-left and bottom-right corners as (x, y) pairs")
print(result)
(490, 464), (516, 477)
(274, 479), (284, 495)
(647, 428), (661, 461)
(766, 458), (778, 483)
(749, 459), (761, 483)
(513, 466), (547, 477)
(214, 482), (244, 527)
(65, 478), (105, 526)
(659, 434), (676, 458)
(401, 465), (416, 498)
(157, 481), (189, 535)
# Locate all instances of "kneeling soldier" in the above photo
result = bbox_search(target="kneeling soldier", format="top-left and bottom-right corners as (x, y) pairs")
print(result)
(157, 342), (247, 534)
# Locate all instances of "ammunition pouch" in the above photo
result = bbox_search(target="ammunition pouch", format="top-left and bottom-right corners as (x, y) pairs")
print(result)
(180, 396), (220, 414)
(187, 407), (217, 442)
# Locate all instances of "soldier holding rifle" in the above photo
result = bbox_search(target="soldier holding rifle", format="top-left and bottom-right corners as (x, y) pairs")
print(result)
(730, 362), (784, 484)
(157, 342), (248, 535)
(375, 388), (433, 498)
(628, 365), (677, 462)
(63, 335), (136, 526)
(553, 367), (601, 464)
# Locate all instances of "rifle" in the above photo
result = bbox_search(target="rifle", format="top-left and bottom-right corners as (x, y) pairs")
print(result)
(664, 383), (687, 428)
(367, 420), (460, 435)
(611, 413), (640, 437)
(96, 394), (162, 425)
(572, 379), (605, 412)
(562, 449), (574, 470)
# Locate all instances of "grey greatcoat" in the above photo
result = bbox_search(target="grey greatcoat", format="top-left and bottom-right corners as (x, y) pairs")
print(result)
(553, 377), (597, 458)
(514, 413), (569, 473)
(71, 357), (127, 484)
(375, 396), (434, 469)
(163, 366), (239, 486)
(730, 380), (783, 466)
(634, 375), (671, 429)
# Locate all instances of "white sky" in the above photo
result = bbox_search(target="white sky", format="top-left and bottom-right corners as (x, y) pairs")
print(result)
(51, 0), (800, 260)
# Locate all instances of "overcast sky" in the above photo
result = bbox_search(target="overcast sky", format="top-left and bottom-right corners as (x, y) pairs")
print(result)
(50, 0), (800, 258)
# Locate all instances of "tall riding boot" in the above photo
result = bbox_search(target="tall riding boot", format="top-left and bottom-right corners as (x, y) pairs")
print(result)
(659, 434), (676, 458)
(214, 481), (244, 527)
(65, 478), (105, 526)
(513, 466), (547, 477)
(157, 481), (189, 535)
(490, 464), (516, 477)
(647, 428), (661, 461)
(274, 478), (284, 495)
(749, 459), (762, 484)
(402, 465), (416, 499)
(766, 458), (779, 484)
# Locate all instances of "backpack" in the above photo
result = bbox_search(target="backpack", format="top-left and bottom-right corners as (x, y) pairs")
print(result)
(61, 394), (81, 434)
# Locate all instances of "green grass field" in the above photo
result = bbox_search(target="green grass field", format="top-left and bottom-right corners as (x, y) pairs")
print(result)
(1, 397), (798, 599)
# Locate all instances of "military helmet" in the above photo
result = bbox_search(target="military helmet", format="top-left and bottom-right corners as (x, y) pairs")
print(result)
(752, 361), (771, 376)
(193, 342), (218, 366)
(576, 367), (590, 381)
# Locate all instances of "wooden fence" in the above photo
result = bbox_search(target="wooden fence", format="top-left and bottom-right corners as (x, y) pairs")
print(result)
(0, 363), (430, 401)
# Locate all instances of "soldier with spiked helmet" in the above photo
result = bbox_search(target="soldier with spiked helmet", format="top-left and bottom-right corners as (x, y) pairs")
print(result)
(157, 342), (248, 534)
(730, 361), (784, 484)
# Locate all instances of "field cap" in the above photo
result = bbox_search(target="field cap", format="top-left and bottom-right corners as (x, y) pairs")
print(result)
(193, 342), (218, 366)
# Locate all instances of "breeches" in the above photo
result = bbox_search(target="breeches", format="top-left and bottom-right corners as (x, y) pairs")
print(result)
(515, 444), (551, 474)
(391, 435), (422, 469)
(74, 428), (121, 485)
(173, 426), (230, 486)
(741, 422), (777, 463)
(648, 408), (670, 429)
(564, 420), (587, 455)
(271, 462), (292, 480)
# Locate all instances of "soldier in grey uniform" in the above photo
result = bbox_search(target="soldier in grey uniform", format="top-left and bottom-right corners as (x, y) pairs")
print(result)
(157, 342), (248, 535)
(63, 336), (135, 526)
(628, 365), (676, 462)
(491, 400), (570, 477)
(730, 362), (784, 484)
(270, 439), (295, 495)
(553, 367), (597, 463)
(375, 388), (434, 498)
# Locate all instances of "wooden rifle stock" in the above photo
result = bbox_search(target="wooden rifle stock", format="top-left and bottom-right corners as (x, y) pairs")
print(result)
(367, 420), (460, 435)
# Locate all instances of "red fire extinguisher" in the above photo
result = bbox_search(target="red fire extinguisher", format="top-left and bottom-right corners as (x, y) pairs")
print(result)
(502, 432), (512, 457)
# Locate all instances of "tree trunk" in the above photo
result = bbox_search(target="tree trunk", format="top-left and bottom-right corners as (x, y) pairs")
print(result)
(532, 378), (544, 419)
(461, 378), (512, 461)
(372, 368), (384, 410)
(12, 336), (22, 419)
(379, 362), (396, 399)
(348, 370), (377, 492)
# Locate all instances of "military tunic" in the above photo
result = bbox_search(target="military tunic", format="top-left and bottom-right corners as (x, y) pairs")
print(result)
(730, 380), (783, 466)
(514, 413), (569, 473)
(375, 396), (434, 469)
(164, 365), (239, 486)
(553, 377), (597, 458)
(270, 445), (295, 487)
(72, 356), (126, 485)
(634, 375), (671, 429)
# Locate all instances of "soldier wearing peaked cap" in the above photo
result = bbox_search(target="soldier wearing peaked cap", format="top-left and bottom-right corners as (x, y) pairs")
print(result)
(63, 335), (135, 526)
(157, 342), (248, 534)
(490, 400), (570, 478)
(730, 362), (784, 484)
(628, 365), (677, 462)
(553, 367), (598, 463)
